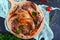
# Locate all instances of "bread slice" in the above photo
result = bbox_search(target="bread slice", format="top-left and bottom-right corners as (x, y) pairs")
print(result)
(6, 1), (44, 39)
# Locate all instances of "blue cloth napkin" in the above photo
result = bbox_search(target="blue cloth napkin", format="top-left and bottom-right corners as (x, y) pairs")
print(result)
(0, 0), (54, 40)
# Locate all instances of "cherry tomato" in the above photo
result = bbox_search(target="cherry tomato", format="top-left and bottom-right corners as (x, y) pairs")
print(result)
(46, 6), (52, 12)
(39, 0), (48, 2)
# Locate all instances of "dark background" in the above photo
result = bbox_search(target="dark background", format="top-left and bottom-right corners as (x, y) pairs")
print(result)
(0, 0), (60, 40)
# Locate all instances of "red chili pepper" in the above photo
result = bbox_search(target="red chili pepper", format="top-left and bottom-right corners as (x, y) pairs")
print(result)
(39, 0), (48, 2)
(46, 6), (52, 12)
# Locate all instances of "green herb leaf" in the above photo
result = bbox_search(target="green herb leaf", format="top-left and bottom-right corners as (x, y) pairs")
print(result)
(17, 29), (22, 33)
(0, 33), (21, 40)
(32, 11), (37, 16)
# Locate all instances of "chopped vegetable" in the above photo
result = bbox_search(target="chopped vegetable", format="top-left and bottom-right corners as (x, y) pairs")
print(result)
(46, 6), (52, 12)
(17, 29), (22, 33)
(32, 11), (37, 16)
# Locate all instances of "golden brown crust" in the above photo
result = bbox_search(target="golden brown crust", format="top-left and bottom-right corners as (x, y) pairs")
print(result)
(6, 1), (44, 39)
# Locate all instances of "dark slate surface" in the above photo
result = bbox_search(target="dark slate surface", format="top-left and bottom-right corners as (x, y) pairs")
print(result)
(0, 0), (60, 40)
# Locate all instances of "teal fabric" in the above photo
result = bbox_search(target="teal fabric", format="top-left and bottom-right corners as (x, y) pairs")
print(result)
(0, 0), (8, 18)
(0, 0), (54, 40)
